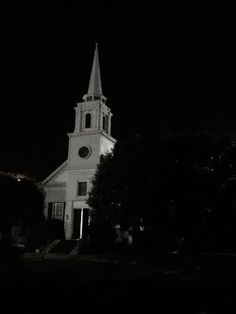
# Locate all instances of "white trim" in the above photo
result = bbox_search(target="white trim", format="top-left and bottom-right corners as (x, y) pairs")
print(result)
(80, 209), (83, 238)
(42, 160), (68, 185)
(67, 130), (116, 144)
(73, 201), (88, 208)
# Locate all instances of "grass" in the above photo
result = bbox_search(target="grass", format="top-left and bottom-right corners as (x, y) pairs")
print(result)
(2, 251), (236, 313)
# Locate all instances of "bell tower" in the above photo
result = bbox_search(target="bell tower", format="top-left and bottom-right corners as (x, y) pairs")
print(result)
(74, 43), (112, 135)
(68, 44), (114, 170)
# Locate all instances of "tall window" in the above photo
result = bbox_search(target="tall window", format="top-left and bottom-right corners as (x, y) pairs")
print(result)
(102, 114), (108, 132)
(48, 202), (53, 220)
(85, 113), (91, 128)
(53, 202), (64, 220)
(77, 182), (87, 196)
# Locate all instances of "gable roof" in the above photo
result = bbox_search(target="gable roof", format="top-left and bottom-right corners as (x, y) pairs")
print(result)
(42, 160), (68, 186)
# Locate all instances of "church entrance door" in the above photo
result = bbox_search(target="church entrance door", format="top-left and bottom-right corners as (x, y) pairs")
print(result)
(82, 208), (89, 237)
(73, 208), (90, 239)
(73, 209), (81, 239)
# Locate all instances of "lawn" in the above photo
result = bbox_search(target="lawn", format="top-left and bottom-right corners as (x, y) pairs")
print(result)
(1, 252), (236, 313)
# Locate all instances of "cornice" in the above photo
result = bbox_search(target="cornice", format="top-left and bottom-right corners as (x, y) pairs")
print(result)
(101, 131), (116, 143)
(45, 183), (67, 188)
(67, 130), (116, 143)
(67, 168), (96, 172)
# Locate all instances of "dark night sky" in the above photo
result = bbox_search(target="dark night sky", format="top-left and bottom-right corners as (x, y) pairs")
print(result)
(0, 1), (236, 181)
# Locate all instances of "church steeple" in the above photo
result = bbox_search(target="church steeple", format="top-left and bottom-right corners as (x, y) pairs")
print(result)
(74, 44), (113, 135)
(83, 44), (105, 102)
(88, 43), (102, 97)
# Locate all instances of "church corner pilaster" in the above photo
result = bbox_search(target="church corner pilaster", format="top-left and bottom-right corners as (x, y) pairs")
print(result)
(64, 201), (73, 239)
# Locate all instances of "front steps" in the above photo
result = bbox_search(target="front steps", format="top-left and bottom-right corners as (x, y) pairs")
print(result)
(23, 239), (80, 260)
(49, 240), (79, 254)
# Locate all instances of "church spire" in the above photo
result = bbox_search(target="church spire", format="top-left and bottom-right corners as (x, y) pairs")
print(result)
(87, 43), (103, 97)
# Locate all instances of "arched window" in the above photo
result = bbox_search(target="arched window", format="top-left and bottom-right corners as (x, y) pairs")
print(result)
(103, 114), (108, 133)
(102, 115), (106, 130)
(85, 113), (91, 128)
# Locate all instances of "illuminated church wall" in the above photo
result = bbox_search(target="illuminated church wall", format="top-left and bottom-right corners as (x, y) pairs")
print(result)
(43, 45), (116, 239)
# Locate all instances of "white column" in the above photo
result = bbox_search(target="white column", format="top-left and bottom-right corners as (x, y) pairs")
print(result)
(108, 114), (112, 135)
(64, 201), (73, 239)
(80, 209), (84, 238)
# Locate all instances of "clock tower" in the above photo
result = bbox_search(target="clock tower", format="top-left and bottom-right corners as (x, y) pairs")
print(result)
(43, 44), (116, 239)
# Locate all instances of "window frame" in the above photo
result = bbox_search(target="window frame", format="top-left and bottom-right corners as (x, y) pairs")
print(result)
(52, 202), (65, 221)
(77, 181), (88, 197)
(85, 113), (92, 128)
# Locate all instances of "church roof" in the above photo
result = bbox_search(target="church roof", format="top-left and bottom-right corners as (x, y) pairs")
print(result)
(42, 160), (68, 186)
(87, 43), (103, 97)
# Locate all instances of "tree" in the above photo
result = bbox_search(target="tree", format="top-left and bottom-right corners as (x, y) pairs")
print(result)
(88, 134), (169, 249)
(88, 131), (236, 253)
(0, 172), (45, 244)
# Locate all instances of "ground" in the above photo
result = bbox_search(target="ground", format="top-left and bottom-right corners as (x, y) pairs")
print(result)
(1, 251), (236, 313)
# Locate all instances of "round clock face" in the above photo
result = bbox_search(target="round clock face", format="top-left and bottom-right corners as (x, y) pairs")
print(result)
(78, 146), (91, 158)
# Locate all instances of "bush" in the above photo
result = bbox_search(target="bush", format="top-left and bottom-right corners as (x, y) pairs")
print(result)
(87, 220), (116, 253)
(27, 219), (65, 251)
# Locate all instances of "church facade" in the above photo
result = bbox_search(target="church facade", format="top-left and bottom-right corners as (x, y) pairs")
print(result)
(43, 45), (116, 240)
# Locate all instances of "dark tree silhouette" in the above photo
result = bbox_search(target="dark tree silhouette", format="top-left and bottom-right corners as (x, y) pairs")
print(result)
(88, 134), (172, 250)
(88, 131), (236, 253)
(0, 172), (45, 245)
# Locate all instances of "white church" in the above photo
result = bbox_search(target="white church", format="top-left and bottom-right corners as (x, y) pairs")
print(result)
(43, 45), (116, 240)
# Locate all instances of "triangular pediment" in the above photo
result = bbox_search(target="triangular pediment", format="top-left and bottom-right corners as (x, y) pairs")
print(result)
(42, 160), (68, 187)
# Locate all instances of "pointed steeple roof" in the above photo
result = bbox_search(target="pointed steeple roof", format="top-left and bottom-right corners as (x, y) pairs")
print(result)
(87, 43), (103, 97)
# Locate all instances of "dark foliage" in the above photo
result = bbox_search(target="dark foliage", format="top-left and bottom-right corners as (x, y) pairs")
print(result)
(88, 131), (236, 253)
(0, 172), (45, 243)
(86, 218), (116, 253)
(28, 219), (65, 251)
